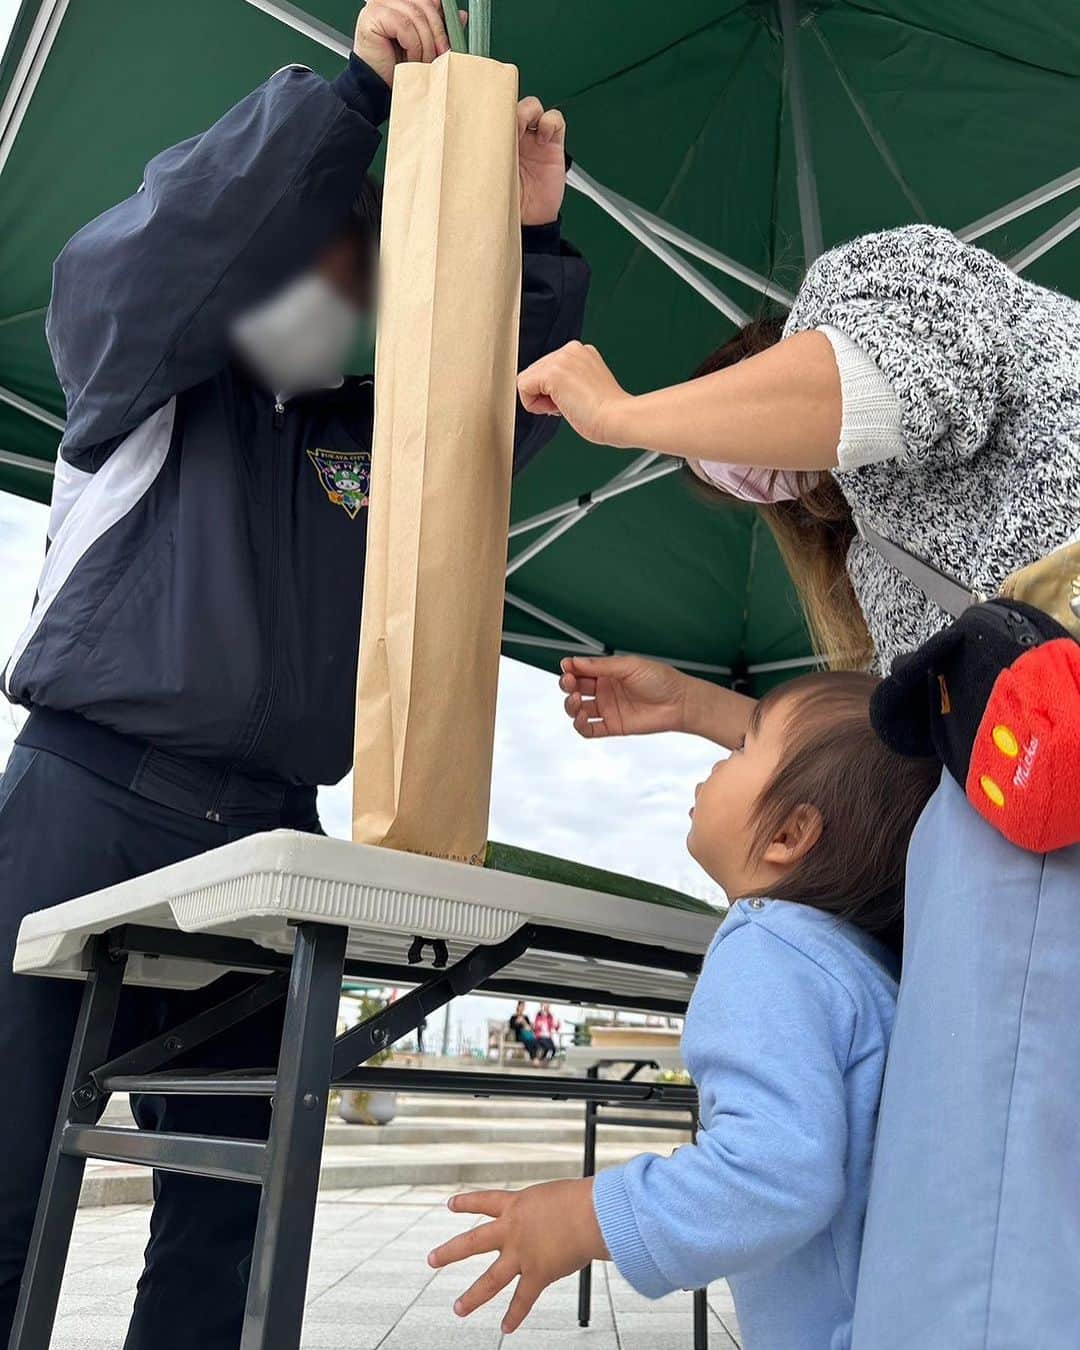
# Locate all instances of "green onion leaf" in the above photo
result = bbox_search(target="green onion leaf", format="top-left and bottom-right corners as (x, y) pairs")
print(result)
(440, 0), (468, 54)
(468, 0), (491, 58)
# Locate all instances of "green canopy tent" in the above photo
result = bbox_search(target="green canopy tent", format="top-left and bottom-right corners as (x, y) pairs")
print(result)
(0, 0), (1077, 693)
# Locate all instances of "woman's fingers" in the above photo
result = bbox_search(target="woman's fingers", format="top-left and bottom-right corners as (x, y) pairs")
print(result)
(501, 1276), (546, 1334)
(574, 679), (600, 699)
(564, 688), (601, 719)
(564, 653), (630, 680)
(574, 707), (608, 739)
(516, 352), (562, 416)
(453, 1255), (517, 1318)
(517, 98), (565, 146)
(559, 662), (597, 698)
(561, 658), (614, 736)
(518, 378), (560, 417)
(535, 109), (566, 146)
(428, 1219), (503, 1269)
(520, 392), (560, 416)
(517, 95), (544, 136)
(448, 1189), (511, 1218)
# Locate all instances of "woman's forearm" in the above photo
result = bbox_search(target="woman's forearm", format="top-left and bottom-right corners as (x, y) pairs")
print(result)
(680, 675), (755, 749)
(610, 330), (842, 469)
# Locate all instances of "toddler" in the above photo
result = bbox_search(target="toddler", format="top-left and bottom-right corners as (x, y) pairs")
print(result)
(428, 672), (939, 1350)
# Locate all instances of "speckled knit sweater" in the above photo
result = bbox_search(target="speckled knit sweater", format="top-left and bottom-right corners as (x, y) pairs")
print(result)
(784, 224), (1080, 673)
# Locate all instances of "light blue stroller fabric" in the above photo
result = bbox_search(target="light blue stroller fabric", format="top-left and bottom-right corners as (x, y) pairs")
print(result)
(852, 775), (1080, 1349)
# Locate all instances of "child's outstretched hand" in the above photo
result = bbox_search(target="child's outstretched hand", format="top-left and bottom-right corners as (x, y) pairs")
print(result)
(427, 1178), (609, 1333)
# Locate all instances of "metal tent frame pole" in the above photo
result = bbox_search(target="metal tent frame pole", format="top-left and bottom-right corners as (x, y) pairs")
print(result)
(614, 194), (796, 307)
(567, 166), (750, 325)
(509, 452), (661, 539)
(808, 19), (927, 223)
(0, 0), (71, 178)
(497, 632), (823, 679)
(959, 165), (1080, 243)
(779, 0), (824, 265)
(504, 592), (605, 652)
(1009, 201), (1080, 274)
(0, 446), (53, 475)
(499, 630), (734, 679)
(746, 653), (823, 675)
(507, 456), (679, 576)
(0, 384), (65, 432)
(242, 0), (350, 57)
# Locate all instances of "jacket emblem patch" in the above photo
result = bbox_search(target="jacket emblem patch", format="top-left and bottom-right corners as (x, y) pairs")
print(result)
(306, 448), (371, 519)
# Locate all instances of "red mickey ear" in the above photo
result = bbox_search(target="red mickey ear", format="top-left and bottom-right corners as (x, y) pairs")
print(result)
(966, 639), (1080, 853)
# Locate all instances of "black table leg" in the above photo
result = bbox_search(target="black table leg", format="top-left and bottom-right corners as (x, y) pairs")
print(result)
(9, 937), (127, 1350)
(577, 1067), (599, 1328)
(693, 1286), (709, 1349)
(239, 921), (347, 1350)
(691, 1111), (708, 1349)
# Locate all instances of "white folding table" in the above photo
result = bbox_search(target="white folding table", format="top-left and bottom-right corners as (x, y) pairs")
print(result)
(10, 831), (717, 1350)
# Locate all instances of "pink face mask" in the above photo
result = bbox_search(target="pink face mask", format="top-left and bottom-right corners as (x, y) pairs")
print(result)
(696, 460), (820, 504)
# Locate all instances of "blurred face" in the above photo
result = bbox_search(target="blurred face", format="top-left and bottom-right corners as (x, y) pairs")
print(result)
(229, 231), (375, 398)
(687, 695), (792, 897)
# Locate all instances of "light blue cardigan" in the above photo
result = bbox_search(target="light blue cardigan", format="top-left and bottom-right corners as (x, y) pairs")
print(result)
(593, 898), (899, 1350)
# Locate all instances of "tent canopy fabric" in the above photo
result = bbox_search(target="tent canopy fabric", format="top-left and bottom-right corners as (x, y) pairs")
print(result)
(1, 1), (1077, 693)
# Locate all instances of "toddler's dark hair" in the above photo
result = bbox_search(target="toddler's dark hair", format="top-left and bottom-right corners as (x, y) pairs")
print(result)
(747, 670), (940, 954)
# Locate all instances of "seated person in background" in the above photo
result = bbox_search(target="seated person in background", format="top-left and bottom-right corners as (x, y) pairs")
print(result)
(508, 1001), (538, 1061)
(430, 672), (940, 1350)
(532, 1004), (560, 1062)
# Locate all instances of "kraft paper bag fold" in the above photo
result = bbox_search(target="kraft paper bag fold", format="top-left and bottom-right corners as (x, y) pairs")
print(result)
(352, 52), (522, 865)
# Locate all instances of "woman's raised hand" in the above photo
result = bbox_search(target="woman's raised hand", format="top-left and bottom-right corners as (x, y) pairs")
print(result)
(559, 654), (688, 738)
(517, 341), (634, 446)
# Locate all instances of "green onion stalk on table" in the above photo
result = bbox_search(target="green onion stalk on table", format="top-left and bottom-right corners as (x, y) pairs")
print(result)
(484, 841), (718, 914)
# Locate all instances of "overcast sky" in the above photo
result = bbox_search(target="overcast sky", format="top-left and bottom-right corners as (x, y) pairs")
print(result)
(0, 0), (724, 1050)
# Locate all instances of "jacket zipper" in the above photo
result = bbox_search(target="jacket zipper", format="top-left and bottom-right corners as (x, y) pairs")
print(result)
(237, 397), (285, 767)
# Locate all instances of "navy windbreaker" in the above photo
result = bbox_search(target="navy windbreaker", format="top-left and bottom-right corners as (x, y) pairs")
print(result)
(3, 56), (590, 787)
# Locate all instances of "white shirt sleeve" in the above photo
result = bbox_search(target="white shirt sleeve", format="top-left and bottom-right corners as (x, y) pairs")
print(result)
(818, 324), (906, 470)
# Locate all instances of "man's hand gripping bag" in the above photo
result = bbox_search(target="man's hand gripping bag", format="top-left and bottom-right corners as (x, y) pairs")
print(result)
(352, 53), (521, 864)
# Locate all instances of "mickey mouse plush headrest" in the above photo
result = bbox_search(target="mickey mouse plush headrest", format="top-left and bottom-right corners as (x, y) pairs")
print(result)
(871, 600), (1080, 853)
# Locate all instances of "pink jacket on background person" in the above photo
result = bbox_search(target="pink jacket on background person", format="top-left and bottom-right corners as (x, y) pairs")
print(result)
(533, 1011), (559, 1038)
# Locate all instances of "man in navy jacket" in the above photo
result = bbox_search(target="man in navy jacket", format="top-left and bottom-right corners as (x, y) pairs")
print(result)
(0, 3), (589, 1344)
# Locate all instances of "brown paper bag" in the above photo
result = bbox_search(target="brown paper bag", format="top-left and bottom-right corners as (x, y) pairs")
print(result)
(352, 52), (521, 865)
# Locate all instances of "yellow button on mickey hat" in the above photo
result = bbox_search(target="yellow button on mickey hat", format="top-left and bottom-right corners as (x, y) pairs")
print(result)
(980, 775), (1006, 809)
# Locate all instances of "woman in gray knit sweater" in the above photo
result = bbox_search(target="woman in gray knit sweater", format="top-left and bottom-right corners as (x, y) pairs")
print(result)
(526, 224), (1080, 1350)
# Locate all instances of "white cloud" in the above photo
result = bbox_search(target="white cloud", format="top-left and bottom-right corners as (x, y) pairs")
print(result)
(0, 2), (19, 64)
(0, 492), (45, 764)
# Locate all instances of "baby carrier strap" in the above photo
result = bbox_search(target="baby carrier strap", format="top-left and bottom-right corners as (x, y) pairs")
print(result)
(854, 512), (1080, 636)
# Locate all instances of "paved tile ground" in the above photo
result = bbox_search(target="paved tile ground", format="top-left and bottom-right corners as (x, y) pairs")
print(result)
(51, 1184), (741, 1349)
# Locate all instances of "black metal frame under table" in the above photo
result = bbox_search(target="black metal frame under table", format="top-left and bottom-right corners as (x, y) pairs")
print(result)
(9, 917), (703, 1350)
(576, 1057), (706, 1350)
